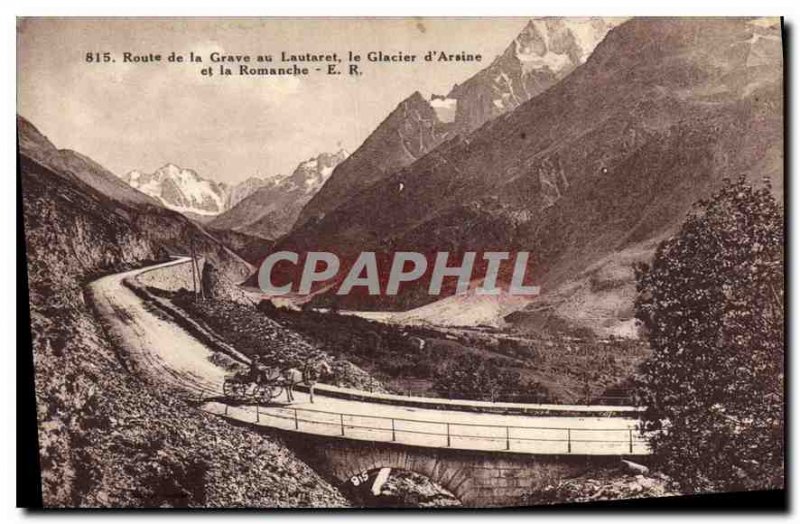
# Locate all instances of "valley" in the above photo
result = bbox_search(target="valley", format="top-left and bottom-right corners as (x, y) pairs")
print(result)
(17, 16), (783, 508)
(165, 273), (649, 406)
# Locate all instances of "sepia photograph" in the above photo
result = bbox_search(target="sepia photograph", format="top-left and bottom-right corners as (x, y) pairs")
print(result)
(15, 13), (785, 510)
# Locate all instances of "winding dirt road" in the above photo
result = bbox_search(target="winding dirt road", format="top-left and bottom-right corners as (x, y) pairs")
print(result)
(87, 258), (649, 456)
(88, 257), (226, 398)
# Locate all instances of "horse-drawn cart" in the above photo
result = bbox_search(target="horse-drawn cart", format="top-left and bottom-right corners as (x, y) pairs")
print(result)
(222, 356), (332, 404)
(222, 366), (285, 403)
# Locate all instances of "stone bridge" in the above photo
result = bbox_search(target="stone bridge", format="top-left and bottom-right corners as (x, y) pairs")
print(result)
(92, 257), (650, 508)
(287, 433), (626, 507)
(203, 392), (649, 507)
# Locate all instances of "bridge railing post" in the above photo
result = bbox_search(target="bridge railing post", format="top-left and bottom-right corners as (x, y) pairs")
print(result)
(256, 404), (260, 424)
(446, 423), (451, 447)
(340, 413), (345, 436)
(294, 408), (299, 430)
(567, 428), (572, 454)
(391, 418), (396, 442)
(505, 426), (510, 451)
(629, 428), (633, 454)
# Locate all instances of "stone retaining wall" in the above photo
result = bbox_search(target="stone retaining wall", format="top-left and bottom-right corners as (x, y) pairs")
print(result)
(136, 257), (206, 292)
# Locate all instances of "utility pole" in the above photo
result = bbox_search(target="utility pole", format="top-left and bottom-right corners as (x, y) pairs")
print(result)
(195, 253), (205, 299)
(190, 233), (197, 299)
(583, 340), (591, 405)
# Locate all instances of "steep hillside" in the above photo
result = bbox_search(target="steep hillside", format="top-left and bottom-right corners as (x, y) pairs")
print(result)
(295, 92), (447, 227)
(206, 227), (273, 265)
(19, 116), (346, 507)
(18, 116), (159, 209)
(210, 150), (347, 239)
(294, 19), (617, 229)
(19, 117), (252, 281)
(273, 18), (783, 326)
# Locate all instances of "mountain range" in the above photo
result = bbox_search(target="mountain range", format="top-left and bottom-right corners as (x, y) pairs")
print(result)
(207, 150), (348, 239)
(121, 150), (347, 235)
(133, 18), (616, 242)
(122, 164), (231, 217)
(294, 18), (620, 229)
(22, 17), (783, 337)
(445, 18), (620, 134)
(18, 116), (252, 283)
(269, 17), (783, 335)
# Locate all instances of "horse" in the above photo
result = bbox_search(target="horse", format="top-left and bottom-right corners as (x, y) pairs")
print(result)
(280, 367), (303, 402)
(281, 360), (333, 403)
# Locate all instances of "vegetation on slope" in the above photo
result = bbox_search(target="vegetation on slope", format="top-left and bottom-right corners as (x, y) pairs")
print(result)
(635, 178), (784, 492)
(176, 297), (649, 405)
(20, 131), (349, 507)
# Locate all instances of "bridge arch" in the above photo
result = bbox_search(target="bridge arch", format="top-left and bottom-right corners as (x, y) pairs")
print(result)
(333, 446), (475, 504)
(340, 466), (462, 507)
(284, 433), (607, 507)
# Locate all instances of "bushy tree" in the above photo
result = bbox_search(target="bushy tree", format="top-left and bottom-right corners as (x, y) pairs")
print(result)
(635, 178), (783, 492)
(433, 355), (520, 402)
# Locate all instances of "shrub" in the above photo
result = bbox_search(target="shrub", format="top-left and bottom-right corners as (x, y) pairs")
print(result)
(635, 178), (784, 492)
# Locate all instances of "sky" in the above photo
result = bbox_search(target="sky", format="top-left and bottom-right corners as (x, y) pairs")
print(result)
(18, 18), (529, 185)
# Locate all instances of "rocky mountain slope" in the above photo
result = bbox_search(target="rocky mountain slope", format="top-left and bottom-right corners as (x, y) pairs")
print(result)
(445, 18), (619, 135)
(273, 18), (783, 332)
(209, 150), (347, 240)
(19, 116), (347, 506)
(122, 164), (230, 216)
(295, 92), (449, 228)
(228, 175), (269, 208)
(205, 228), (273, 265)
(20, 116), (252, 278)
(18, 117), (160, 210)
(294, 19), (618, 229)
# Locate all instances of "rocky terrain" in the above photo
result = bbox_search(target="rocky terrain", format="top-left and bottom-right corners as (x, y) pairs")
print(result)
(525, 464), (679, 506)
(228, 175), (269, 208)
(19, 116), (349, 507)
(274, 18), (783, 336)
(295, 92), (450, 228)
(204, 228), (273, 265)
(168, 289), (385, 393)
(253, 304), (648, 405)
(19, 116), (252, 282)
(373, 470), (461, 507)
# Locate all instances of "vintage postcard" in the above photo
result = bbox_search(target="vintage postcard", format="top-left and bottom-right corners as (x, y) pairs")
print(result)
(17, 17), (784, 508)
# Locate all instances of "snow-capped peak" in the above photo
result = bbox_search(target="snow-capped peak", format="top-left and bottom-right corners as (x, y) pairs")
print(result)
(122, 164), (229, 216)
(446, 18), (620, 133)
(281, 150), (349, 195)
(123, 150), (348, 220)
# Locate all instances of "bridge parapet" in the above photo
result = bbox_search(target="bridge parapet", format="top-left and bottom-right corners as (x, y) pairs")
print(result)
(203, 400), (650, 456)
(300, 383), (643, 418)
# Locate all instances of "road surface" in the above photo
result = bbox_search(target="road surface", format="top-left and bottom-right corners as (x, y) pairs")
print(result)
(88, 257), (226, 398)
(88, 258), (649, 456)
